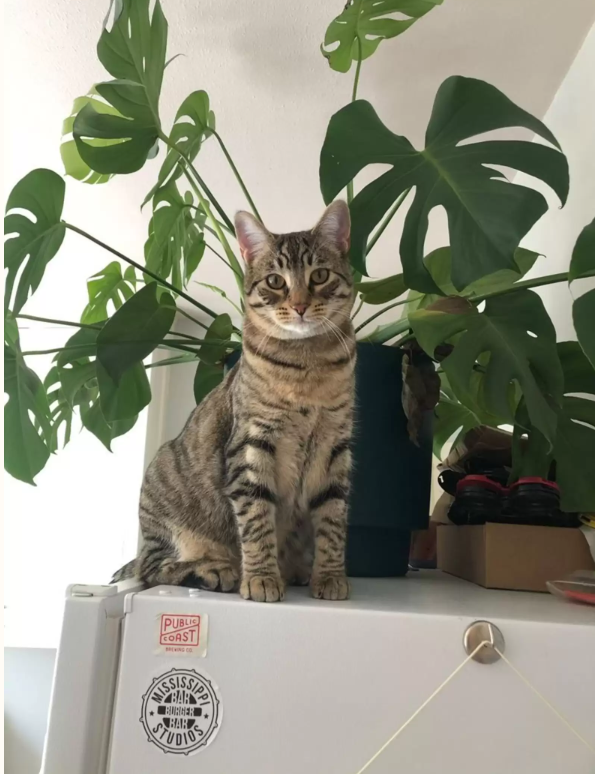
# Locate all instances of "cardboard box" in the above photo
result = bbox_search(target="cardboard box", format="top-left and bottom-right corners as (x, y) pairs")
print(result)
(437, 523), (595, 592)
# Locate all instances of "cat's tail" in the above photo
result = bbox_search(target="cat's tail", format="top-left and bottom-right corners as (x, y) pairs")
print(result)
(111, 558), (138, 584)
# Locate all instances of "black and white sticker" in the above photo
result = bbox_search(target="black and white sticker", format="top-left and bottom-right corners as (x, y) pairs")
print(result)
(140, 668), (222, 755)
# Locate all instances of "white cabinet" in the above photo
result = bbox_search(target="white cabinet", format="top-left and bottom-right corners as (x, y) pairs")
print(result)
(42, 572), (595, 774)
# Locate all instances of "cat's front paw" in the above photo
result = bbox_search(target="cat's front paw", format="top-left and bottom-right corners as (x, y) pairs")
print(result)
(240, 574), (285, 603)
(310, 574), (350, 601)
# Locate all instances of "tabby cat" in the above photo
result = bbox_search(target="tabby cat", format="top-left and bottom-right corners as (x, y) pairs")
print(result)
(112, 200), (355, 602)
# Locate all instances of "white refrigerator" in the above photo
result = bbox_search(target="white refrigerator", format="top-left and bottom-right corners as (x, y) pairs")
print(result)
(41, 572), (595, 774)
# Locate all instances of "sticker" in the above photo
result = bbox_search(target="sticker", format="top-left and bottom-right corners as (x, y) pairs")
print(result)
(155, 613), (208, 657)
(140, 668), (222, 755)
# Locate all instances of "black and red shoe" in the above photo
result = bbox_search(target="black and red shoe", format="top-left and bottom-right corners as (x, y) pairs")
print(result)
(504, 477), (579, 528)
(448, 475), (503, 525)
(448, 475), (580, 528)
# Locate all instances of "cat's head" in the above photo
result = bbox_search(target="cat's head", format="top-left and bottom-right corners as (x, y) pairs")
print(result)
(235, 201), (354, 339)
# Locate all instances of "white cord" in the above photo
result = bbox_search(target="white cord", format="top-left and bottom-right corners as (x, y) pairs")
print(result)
(354, 640), (489, 774)
(494, 646), (595, 756)
(354, 639), (595, 774)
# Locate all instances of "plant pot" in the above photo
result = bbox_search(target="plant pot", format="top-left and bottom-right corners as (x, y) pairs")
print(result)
(225, 342), (433, 578)
(348, 343), (433, 576)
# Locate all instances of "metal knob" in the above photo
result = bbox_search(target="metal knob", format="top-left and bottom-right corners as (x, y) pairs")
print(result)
(463, 620), (505, 664)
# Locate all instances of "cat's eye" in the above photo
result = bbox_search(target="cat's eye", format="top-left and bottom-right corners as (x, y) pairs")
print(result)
(266, 273), (286, 290)
(310, 268), (329, 285)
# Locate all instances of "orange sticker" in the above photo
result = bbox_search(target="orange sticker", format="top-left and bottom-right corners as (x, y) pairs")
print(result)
(156, 613), (209, 656)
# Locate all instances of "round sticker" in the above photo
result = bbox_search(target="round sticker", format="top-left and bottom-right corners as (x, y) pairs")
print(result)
(140, 668), (222, 755)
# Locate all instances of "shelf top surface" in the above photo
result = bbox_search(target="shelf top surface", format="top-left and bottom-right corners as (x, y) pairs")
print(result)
(137, 571), (595, 627)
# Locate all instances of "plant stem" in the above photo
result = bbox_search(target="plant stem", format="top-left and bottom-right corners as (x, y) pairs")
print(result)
(176, 307), (208, 330)
(22, 343), (100, 356)
(178, 166), (245, 296)
(204, 240), (244, 279)
(347, 22), (364, 205)
(166, 338), (240, 350)
(145, 354), (197, 369)
(168, 330), (206, 343)
(351, 296), (364, 320)
(16, 313), (102, 331)
(354, 294), (422, 333)
(17, 315), (222, 356)
(22, 339), (236, 357)
(204, 221), (232, 239)
(472, 267), (595, 302)
(63, 223), (218, 321)
(166, 142), (233, 233)
(365, 189), (410, 255)
(351, 33), (363, 102)
(391, 332), (415, 348)
(167, 145), (234, 234)
(214, 132), (262, 221)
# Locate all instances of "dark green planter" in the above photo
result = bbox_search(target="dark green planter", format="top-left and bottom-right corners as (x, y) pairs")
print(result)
(225, 342), (433, 578)
(348, 343), (433, 576)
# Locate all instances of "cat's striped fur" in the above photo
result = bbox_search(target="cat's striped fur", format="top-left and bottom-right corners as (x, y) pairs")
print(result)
(112, 201), (355, 602)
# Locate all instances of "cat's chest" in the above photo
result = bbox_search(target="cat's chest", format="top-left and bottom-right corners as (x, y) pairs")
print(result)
(275, 412), (319, 504)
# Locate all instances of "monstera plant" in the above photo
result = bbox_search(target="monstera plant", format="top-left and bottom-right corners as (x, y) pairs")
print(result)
(4, 0), (595, 513)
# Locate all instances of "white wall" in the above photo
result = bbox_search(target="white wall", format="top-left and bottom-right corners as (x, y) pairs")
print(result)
(520, 24), (595, 338)
(4, 649), (56, 774)
(3, 2), (153, 647)
(3, 0), (594, 645)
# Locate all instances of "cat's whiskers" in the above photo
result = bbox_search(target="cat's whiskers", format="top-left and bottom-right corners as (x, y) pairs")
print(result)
(319, 318), (336, 348)
(256, 320), (282, 356)
(322, 316), (352, 362)
(326, 307), (354, 325)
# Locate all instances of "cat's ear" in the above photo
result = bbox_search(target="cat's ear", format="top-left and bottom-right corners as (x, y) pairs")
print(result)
(313, 200), (350, 254)
(234, 211), (271, 262)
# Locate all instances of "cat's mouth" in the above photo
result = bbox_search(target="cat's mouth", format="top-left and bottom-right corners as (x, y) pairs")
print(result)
(276, 316), (323, 338)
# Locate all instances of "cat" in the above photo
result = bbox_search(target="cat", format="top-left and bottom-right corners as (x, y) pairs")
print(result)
(112, 200), (355, 602)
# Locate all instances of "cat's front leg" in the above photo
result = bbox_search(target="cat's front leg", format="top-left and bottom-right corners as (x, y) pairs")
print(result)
(309, 441), (351, 601)
(225, 427), (285, 602)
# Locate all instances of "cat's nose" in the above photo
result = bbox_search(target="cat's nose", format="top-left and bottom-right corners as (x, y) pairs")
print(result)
(291, 303), (309, 317)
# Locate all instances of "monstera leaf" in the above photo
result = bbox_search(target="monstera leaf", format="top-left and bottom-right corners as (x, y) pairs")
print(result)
(194, 362), (224, 405)
(144, 91), (215, 206)
(4, 169), (66, 313)
(320, 77), (568, 289)
(80, 397), (138, 450)
(569, 217), (595, 369)
(432, 371), (515, 459)
(402, 246), (540, 317)
(4, 344), (52, 484)
(512, 342), (595, 511)
(410, 290), (563, 446)
(144, 183), (206, 286)
(192, 314), (234, 404)
(46, 355), (138, 453)
(322, 0), (443, 72)
(97, 282), (176, 384)
(61, 89), (122, 184)
(57, 326), (151, 426)
(362, 316), (410, 344)
(81, 262), (137, 324)
(44, 367), (75, 453)
(44, 364), (98, 453)
(73, 0), (167, 174)
(433, 371), (498, 460)
(196, 314), (233, 367)
(195, 282), (243, 315)
(356, 273), (407, 304)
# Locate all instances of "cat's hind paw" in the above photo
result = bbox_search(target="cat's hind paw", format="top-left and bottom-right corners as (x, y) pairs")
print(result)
(181, 564), (239, 593)
(310, 574), (350, 601)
